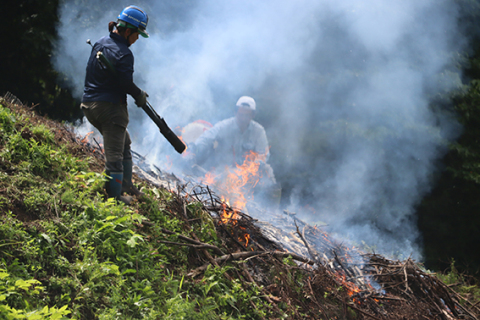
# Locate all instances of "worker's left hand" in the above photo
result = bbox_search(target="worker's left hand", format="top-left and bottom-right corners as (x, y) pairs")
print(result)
(135, 90), (148, 108)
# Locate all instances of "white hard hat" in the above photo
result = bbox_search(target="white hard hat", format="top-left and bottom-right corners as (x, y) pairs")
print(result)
(235, 96), (256, 111)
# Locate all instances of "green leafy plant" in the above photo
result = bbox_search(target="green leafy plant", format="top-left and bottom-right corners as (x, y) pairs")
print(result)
(0, 268), (71, 319)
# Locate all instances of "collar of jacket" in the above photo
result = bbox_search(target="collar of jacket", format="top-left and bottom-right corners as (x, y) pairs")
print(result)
(109, 32), (131, 47)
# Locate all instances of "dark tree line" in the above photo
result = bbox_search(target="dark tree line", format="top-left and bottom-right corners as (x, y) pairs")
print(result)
(2, 0), (480, 277)
(416, 0), (480, 276)
(1, 0), (81, 121)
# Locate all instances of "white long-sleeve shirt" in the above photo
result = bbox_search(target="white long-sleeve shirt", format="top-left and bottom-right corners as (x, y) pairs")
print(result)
(193, 117), (269, 169)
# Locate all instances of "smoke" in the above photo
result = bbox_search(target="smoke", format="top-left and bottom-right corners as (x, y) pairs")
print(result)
(53, 0), (465, 260)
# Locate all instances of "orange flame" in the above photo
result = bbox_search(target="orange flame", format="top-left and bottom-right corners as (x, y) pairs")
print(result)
(217, 200), (240, 225)
(80, 131), (94, 144)
(202, 151), (267, 251)
(220, 208), (241, 225)
(204, 172), (217, 185)
(204, 150), (266, 212)
(337, 272), (361, 302)
(241, 233), (250, 247)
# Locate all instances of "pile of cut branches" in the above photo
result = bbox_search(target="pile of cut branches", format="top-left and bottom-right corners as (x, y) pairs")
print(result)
(142, 179), (480, 319)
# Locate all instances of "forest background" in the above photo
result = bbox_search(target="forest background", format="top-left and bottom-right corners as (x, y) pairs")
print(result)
(1, 0), (480, 278)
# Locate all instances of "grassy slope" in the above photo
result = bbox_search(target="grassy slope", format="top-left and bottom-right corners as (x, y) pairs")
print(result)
(0, 100), (332, 319)
(0, 98), (479, 320)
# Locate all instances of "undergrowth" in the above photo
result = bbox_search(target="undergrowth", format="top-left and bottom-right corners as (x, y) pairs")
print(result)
(435, 260), (480, 307)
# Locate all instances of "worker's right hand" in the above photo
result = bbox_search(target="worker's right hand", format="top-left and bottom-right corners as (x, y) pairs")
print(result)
(135, 90), (148, 108)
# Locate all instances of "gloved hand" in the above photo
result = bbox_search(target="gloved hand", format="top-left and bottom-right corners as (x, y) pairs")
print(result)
(135, 90), (148, 108)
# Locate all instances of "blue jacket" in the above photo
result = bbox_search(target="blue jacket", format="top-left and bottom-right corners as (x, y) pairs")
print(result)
(82, 33), (140, 104)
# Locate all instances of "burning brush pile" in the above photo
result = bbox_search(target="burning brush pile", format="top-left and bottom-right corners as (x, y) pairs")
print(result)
(125, 152), (479, 320)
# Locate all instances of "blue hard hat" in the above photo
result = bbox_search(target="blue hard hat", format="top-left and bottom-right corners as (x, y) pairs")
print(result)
(117, 5), (149, 38)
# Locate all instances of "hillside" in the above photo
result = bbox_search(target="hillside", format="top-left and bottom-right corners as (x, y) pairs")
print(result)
(1, 94), (479, 320)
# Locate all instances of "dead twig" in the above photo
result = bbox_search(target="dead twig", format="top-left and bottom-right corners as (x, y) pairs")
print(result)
(295, 221), (318, 265)
(92, 138), (104, 155)
(306, 277), (327, 316)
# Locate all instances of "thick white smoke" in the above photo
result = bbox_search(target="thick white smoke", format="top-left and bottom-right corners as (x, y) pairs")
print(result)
(53, 0), (465, 260)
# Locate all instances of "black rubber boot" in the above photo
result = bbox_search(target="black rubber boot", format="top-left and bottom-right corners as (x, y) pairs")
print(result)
(106, 171), (133, 205)
(121, 160), (145, 197)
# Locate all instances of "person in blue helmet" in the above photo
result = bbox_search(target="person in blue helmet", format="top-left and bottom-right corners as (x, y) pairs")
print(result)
(81, 5), (149, 204)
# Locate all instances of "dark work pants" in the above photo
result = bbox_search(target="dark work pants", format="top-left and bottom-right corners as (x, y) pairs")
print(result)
(80, 101), (132, 172)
